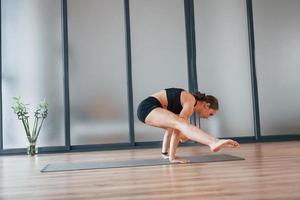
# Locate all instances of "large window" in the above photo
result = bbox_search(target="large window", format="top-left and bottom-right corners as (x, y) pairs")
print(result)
(1, 0), (65, 148)
(130, 0), (189, 142)
(253, 0), (300, 135)
(68, 0), (130, 145)
(194, 0), (254, 138)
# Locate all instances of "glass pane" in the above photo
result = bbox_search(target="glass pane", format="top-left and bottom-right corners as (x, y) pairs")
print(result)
(68, 0), (129, 145)
(194, 0), (254, 137)
(1, 0), (65, 148)
(253, 0), (300, 135)
(131, 0), (189, 142)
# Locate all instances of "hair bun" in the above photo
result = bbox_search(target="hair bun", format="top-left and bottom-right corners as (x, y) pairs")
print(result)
(200, 92), (206, 100)
(192, 91), (219, 110)
(193, 91), (206, 100)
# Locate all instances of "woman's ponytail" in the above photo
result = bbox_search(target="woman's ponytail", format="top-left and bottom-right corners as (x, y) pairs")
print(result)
(192, 92), (206, 101)
(192, 91), (219, 110)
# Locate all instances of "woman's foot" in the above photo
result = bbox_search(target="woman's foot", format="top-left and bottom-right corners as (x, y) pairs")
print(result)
(210, 139), (240, 152)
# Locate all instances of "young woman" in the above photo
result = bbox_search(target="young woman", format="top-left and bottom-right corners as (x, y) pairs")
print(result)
(137, 88), (240, 163)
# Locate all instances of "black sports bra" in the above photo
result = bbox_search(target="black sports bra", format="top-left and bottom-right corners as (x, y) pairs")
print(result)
(165, 88), (184, 114)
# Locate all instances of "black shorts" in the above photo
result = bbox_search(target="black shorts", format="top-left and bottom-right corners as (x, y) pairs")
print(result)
(137, 96), (162, 123)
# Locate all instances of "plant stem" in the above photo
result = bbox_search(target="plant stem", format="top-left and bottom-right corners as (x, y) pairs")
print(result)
(32, 117), (38, 140)
(34, 118), (45, 142)
(21, 119), (32, 143)
(25, 117), (32, 141)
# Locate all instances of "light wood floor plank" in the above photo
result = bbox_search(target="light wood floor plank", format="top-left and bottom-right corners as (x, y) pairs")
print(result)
(1, 141), (300, 200)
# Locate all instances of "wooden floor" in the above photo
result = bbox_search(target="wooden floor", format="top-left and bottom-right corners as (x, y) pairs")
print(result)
(1, 141), (300, 200)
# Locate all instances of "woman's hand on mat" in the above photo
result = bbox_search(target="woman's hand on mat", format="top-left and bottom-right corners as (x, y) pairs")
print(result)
(169, 157), (190, 164)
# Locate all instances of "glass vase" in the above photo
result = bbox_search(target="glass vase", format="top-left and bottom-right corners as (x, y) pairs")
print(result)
(27, 142), (38, 156)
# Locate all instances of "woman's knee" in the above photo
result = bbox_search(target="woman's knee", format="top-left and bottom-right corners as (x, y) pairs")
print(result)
(174, 117), (189, 130)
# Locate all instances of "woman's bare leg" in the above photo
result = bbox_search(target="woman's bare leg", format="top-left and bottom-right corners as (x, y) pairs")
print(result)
(145, 108), (240, 152)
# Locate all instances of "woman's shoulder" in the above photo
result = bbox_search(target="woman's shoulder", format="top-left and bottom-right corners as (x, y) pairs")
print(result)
(181, 90), (195, 103)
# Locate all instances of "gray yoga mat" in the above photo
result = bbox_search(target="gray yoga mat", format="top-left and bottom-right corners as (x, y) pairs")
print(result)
(41, 154), (244, 173)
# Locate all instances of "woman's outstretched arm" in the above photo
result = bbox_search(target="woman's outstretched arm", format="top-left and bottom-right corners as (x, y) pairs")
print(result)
(169, 129), (189, 163)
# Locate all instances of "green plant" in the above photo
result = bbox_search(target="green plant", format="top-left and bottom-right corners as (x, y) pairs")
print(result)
(12, 96), (48, 156)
